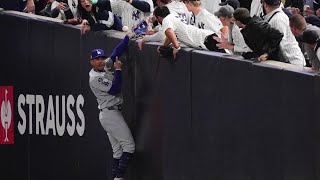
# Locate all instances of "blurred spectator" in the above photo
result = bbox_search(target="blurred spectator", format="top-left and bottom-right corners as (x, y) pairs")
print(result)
(22, 0), (47, 14)
(153, 6), (228, 58)
(92, 0), (154, 30)
(183, 0), (224, 36)
(305, 15), (320, 27)
(251, 0), (284, 17)
(219, 0), (240, 10)
(49, 0), (79, 20)
(316, 7), (320, 16)
(301, 29), (320, 68)
(78, 0), (123, 34)
(262, 0), (306, 65)
(138, 0), (191, 50)
(284, 0), (304, 13)
(289, 14), (320, 69)
(37, 0), (79, 20)
(214, 5), (252, 54)
(233, 8), (283, 61)
(303, 5), (314, 16)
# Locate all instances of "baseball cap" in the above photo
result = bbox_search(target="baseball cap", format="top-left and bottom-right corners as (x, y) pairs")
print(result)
(302, 29), (320, 44)
(261, 0), (281, 6)
(90, 49), (107, 59)
(214, 5), (234, 18)
(219, 0), (240, 10)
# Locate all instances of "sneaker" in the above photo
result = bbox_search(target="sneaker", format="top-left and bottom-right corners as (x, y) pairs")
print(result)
(114, 178), (124, 180)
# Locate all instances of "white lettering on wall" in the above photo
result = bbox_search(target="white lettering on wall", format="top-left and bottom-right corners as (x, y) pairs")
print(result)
(17, 94), (85, 136)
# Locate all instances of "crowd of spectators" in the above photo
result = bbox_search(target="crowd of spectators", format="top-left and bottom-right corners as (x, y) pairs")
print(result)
(2, 0), (320, 69)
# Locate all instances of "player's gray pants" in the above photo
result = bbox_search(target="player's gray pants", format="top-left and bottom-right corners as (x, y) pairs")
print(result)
(99, 109), (135, 159)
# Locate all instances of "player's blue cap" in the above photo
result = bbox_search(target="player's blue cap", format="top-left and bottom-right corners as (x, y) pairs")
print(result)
(90, 49), (107, 60)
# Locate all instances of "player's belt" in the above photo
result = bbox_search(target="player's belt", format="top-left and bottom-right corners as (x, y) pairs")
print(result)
(100, 104), (122, 111)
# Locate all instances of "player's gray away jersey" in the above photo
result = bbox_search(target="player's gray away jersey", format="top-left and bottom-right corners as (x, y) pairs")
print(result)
(89, 69), (123, 110)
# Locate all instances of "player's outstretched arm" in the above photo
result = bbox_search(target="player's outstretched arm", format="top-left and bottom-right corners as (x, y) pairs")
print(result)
(108, 57), (123, 95)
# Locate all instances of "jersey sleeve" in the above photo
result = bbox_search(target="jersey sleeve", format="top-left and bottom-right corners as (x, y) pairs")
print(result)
(232, 25), (252, 53)
(204, 15), (223, 35)
(143, 31), (165, 42)
(161, 15), (176, 36)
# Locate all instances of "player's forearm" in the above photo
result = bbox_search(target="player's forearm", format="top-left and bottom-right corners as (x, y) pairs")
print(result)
(108, 70), (122, 95)
(130, 0), (151, 12)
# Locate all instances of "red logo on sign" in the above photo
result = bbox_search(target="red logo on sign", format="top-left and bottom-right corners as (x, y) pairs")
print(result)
(0, 86), (14, 144)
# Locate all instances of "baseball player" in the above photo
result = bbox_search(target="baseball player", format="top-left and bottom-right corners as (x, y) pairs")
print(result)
(154, 6), (229, 58)
(89, 48), (135, 180)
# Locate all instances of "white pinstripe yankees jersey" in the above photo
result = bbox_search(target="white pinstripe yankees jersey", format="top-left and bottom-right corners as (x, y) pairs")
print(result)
(161, 13), (214, 50)
(193, 8), (223, 36)
(143, 1), (192, 43)
(250, 0), (263, 17)
(110, 0), (154, 29)
(250, 1), (284, 17)
(201, 0), (221, 15)
(166, 0), (192, 24)
(264, 8), (305, 65)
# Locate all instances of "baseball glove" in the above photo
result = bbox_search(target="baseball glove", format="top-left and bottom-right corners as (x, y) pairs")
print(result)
(158, 45), (173, 58)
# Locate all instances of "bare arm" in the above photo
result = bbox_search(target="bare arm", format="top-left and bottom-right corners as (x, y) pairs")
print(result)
(26, 0), (35, 13)
(164, 28), (179, 48)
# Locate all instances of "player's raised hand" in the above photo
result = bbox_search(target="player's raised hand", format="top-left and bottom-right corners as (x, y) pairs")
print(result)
(114, 57), (122, 70)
